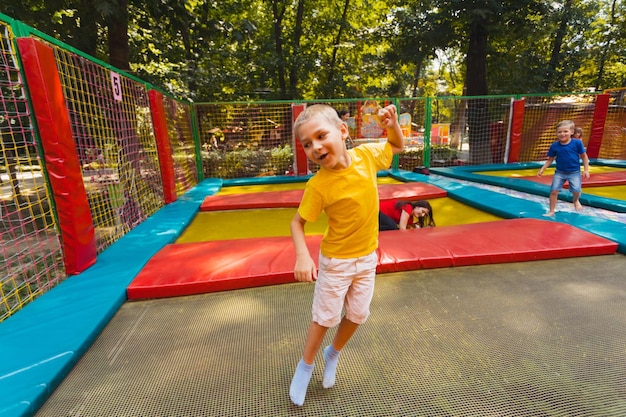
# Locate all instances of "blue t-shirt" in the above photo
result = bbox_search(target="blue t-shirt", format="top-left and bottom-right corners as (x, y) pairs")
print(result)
(547, 139), (586, 173)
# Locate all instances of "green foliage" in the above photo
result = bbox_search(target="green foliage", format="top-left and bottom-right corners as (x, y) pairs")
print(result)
(202, 144), (293, 179)
(398, 145), (458, 171)
(2, 0), (625, 101)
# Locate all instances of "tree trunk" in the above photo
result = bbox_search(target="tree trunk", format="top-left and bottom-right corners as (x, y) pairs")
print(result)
(464, 18), (490, 164)
(542, 0), (572, 91)
(270, 0), (288, 99)
(73, 1), (99, 57)
(327, 0), (350, 85)
(289, 0), (305, 98)
(594, 0), (617, 90)
(108, 0), (130, 71)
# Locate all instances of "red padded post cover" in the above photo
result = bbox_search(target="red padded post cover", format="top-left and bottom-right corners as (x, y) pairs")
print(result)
(291, 104), (308, 176)
(17, 38), (96, 274)
(507, 99), (525, 163)
(148, 90), (177, 203)
(586, 93), (609, 159)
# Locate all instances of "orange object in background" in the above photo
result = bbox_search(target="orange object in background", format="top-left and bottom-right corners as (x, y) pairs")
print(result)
(431, 123), (450, 145)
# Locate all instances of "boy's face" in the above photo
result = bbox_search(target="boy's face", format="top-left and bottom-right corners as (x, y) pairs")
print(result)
(297, 114), (349, 169)
(557, 126), (573, 143)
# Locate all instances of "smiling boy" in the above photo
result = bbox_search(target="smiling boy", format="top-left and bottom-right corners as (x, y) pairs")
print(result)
(537, 119), (590, 216)
(288, 103), (403, 406)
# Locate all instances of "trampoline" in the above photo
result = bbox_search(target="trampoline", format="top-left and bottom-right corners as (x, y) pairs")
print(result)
(36, 255), (626, 416)
(4, 172), (626, 417)
(431, 160), (626, 213)
(475, 165), (626, 200)
(127, 178), (617, 299)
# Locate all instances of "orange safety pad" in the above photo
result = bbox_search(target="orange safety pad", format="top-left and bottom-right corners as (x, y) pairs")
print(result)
(127, 218), (616, 300)
(521, 170), (626, 187)
(200, 182), (448, 211)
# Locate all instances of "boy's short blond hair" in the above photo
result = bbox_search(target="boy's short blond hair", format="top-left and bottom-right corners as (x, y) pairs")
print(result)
(293, 104), (343, 139)
(555, 120), (575, 132)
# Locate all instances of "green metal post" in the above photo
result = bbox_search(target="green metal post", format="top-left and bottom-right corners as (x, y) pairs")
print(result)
(190, 104), (204, 181)
(423, 97), (432, 168)
(391, 97), (400, 170)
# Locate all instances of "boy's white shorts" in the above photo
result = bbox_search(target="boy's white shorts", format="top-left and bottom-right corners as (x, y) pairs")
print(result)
(311, 250), (377, 328)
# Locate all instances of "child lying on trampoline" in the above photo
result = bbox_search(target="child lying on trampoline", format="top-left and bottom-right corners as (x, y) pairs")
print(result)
(379, 199), (436, 231)
(289, 103), (404, 406)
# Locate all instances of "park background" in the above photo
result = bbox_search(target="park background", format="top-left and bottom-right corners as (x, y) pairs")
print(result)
(0, 2), (626, 416)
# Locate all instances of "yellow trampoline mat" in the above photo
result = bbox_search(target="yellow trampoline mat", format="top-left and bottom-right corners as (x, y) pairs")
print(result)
(584, 185), (626, 200)
(216, 176), (403, 195)
(472, 167), (625, 200)
(176, 197), (502, 243)
(476, 166), (625, 177)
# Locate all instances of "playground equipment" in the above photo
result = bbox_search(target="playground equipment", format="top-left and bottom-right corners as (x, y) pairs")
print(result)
(1, 12), (626, 417)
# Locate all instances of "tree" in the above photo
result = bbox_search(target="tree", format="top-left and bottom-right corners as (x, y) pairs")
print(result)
(268, 0), (290, 98)
(2, 0), (129, 68)
(542, 0), (574, 91)
(388, 1), (456, 97)
(2, 0), (625, 102)
(108, 0), (129, 71)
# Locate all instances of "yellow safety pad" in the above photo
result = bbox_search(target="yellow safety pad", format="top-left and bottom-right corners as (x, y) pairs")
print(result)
(177, 197), (501, 243)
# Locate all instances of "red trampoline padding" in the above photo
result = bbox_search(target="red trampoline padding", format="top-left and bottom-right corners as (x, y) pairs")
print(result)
(201, 189), (304, 211)
(128, 235), (321, 299)
(521, 170), (626, 187)
(128, 218), (616, 300)
(200, 182), (447, 211)
(377, 218), (616, 272)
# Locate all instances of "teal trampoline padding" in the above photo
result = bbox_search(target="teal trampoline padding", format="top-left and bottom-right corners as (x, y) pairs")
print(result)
(0, 179), (222, 417)
(391, 169), (626, 254)
(223, 174), (312, 186)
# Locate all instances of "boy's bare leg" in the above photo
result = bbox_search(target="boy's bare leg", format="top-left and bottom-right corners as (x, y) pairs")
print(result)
(545, 191), (559, 216)
(323, 317), (359, 389)
(303, 322), (328, 364)
(290, 322), (328, 406)
(572, 192), (582, 210)
(331, 317), (359, 351)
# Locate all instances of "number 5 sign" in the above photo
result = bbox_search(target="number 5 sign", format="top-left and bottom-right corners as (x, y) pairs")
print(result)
(110, 71), (123, 101)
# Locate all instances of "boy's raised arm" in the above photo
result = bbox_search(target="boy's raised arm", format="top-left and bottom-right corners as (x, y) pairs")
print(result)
(377, 104), (404, 155)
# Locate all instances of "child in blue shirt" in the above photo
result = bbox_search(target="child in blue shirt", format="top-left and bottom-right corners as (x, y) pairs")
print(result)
(537, 120), (590, 216)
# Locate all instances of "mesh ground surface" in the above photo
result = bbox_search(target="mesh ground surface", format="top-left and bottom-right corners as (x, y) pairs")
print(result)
(37, 254), (626, 417)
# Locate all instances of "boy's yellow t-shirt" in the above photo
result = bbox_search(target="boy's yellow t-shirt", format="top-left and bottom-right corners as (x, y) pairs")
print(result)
(298, 142), (392, 259)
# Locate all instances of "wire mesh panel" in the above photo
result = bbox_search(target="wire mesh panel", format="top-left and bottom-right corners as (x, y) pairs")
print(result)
(161, 95), (198, 196)
(601, 89), (626, 160)
(195, 102), (294, 179)
(50, 45), (164, 253)
(0, 22), (65, 321)
(453, 96), (515, 165)
(519, 93), (598, 162)
(396, 98), (427, 170)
